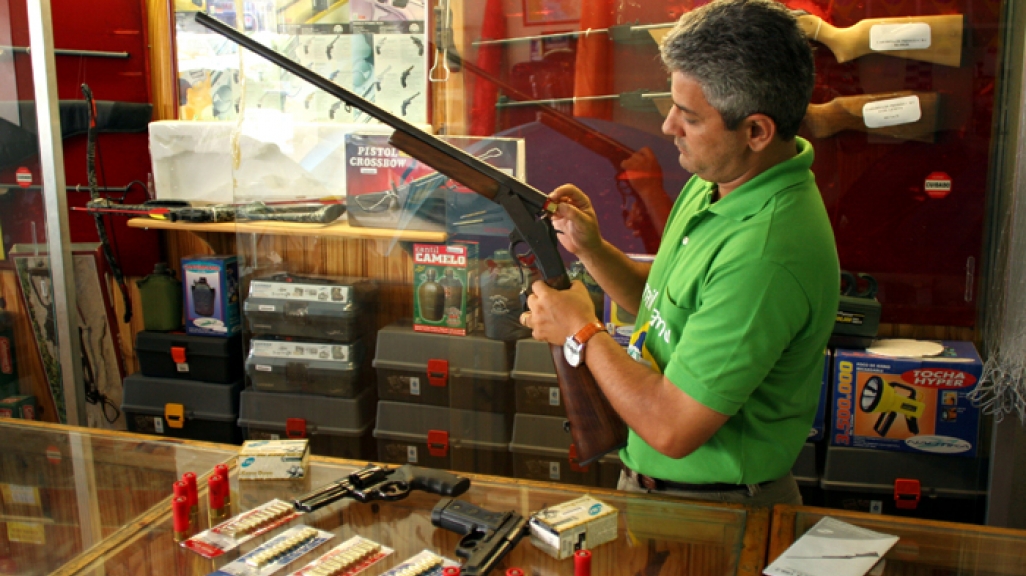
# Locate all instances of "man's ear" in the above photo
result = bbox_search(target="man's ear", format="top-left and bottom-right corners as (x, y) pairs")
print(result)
(744, 113), (778, 152)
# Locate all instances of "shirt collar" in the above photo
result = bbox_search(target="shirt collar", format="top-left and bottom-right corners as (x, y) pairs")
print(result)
(706, 137), (815, 221)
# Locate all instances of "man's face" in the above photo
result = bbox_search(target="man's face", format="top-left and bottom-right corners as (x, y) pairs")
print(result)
(662, 71), (750, 184)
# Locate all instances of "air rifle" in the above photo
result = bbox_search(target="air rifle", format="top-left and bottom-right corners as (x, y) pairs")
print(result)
(196, 11), (628, 465)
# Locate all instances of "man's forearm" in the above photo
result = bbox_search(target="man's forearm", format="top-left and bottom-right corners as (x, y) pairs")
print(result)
(576, 239), (651, 316)
(583, 331), (727, 459)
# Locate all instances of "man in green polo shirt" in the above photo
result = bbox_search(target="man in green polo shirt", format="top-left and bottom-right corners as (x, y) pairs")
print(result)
(519, 0), (839, 506)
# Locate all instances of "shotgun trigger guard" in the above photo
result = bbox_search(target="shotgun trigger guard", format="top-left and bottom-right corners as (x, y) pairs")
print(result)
(494, 184), (568, 287)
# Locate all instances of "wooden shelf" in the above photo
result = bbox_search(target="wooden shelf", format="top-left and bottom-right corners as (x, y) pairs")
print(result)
(126, 217), (448, 242)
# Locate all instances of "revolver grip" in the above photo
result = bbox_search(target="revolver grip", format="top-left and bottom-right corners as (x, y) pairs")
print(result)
(402, 465), (471, 497)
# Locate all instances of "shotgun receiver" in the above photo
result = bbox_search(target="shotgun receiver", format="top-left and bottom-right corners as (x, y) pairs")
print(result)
(196, 12), (628, 465)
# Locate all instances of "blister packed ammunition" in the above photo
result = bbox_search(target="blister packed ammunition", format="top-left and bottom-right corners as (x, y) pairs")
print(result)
(306, 541), (382, 576)
(220, 500), (293, 538)
(392, 555), (442, 576)
(246, 527), (320, 567)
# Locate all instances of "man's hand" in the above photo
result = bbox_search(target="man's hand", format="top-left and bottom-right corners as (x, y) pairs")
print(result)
(549, 184), (603, 257)
(521, 280), (598, 345)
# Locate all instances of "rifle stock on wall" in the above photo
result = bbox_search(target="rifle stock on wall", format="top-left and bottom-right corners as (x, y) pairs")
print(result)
(196, 12), (628, 465)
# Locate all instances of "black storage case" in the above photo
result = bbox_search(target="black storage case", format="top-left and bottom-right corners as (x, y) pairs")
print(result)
(237, 388), (377, 461)
(243, 273), (376, 342)
(509, 413), (599, 486)
(511, 338), (564, 417)
(821, 446), (988, 523)
(121, 373), (243, 444)
(135, 331), (243, 383)
(373, 323), (513, 413)
(245, 338), (368, 397)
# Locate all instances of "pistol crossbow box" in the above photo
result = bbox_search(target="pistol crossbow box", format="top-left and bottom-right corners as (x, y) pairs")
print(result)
(243, 273), (377, 343)
(245, 337), (368, 398)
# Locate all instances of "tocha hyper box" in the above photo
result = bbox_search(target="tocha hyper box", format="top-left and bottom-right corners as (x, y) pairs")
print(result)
(412, 243), (478, 336)
(831, 341), (982, 457)
(182, 255), (240, 337)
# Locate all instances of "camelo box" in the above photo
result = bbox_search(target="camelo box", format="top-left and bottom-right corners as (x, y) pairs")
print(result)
(412, 243), (478, 336)
(831, 341), (982, 457)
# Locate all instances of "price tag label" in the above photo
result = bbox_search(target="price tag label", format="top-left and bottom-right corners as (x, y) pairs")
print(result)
(870, 22), (931, 51)
(863, 96), (921, 128)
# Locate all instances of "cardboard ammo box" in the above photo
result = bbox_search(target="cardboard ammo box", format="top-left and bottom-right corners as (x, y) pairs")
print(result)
(182, 255), (240, 337)
(246, 338), (368, 397)
(821, 446), (987, 523)
(529, 495), (618, 560)
(121, 373), (242, 444)
(244, 274), (376, 343)
(237, 388), (377, 461)
(412, 243), (479, 336)
(135, 331), (243, 384)
(374, 323), (513, 413)
(510, 414), (599, 486)
(238, 439), (310, 480)
(832, 341), (982, 457)
(373, 401), (512, 476)
(511, 338), (563, 417)
(0, 395), (37, 420)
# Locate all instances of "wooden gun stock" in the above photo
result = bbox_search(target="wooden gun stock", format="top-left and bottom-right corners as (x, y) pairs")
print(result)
(804, 91), (940, 142)
(191, 12), (628, 466)
(798, 14), (963, 67)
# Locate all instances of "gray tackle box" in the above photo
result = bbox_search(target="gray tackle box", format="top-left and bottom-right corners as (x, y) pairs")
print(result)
(511, 338), (564, 417)
(122, 373), (242, 444)
(238, 388), (377, 461)
(373, 401), (512, 476)
(509, 413), (599, 487)
(373, 323), (514, 413)
(244, 273), (376, 342)
(245, 338), (368, 397)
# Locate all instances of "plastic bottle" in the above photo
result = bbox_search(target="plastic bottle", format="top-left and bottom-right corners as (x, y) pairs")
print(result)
(136, 263), (183, 331)
(480, 250), (530, 341)
(418, 269), (445, 322)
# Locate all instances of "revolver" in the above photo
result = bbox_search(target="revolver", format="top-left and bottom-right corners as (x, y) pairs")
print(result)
(431, 498), (530, 576)
(293, 464), (470, 512)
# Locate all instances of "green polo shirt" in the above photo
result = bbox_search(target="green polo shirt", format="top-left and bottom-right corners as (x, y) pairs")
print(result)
(622, 137), (839, 484)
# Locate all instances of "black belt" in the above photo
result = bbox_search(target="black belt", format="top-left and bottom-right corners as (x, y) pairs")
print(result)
(626, 466), (773, 493)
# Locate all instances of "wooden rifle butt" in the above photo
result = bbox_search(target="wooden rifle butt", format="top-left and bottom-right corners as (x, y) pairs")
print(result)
(799, 14), (964, 67)
(549, 344), (628, 466)
(804, 91), (940, 143)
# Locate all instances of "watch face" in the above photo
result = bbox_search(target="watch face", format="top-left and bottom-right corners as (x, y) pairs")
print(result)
(564, 338), (583, 367)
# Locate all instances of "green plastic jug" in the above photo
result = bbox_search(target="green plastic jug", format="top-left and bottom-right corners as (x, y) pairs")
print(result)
(136, 263), (183, 331)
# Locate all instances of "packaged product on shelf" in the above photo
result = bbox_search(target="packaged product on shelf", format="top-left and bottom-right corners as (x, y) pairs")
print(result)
(412, 243), (479, 336)
(0, 395), (36, 420)
(121, 374), (243, 444)
(480, 249), (530, 342)
(831, 340), (982, 457)
(243, 273), (377, 342)
(237, 439), (310, 481)
(246, 338), (367, 397)
(182, 255), (240, 337)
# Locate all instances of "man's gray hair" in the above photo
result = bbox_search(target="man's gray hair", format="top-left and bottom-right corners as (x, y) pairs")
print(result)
(660, 0), (814, 140)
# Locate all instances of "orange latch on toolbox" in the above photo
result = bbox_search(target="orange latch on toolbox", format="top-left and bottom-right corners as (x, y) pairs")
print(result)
(894, 478), (921, 510)
(171, 346), (188, 365)
(427, 359), (449, 387)
(427, 430), (449, 457)
(286, 418), (307, 439)
(568, 444), (589, 473)
(165, 403), (185, 429)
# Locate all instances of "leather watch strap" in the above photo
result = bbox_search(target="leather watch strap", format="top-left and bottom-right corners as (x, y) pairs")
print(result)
(572, 320), (606, 345)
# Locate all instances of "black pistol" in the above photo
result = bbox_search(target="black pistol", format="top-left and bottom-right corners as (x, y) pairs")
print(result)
(431, 498), (530, 576)
(294, 464), (470, 512)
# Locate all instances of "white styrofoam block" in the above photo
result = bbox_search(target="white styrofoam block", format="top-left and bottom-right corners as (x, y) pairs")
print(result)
(149, 119), (430, 204)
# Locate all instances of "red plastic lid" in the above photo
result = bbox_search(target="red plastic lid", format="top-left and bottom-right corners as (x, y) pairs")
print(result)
(442, 567), (461, 576)
(506, 569), (525, 576)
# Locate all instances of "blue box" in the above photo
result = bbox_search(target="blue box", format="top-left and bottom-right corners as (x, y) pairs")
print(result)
(603, 254), (655, 346)
(182, 255), (240, 337)
(809, 350), (830, 442)
(831, 341), (982, 457)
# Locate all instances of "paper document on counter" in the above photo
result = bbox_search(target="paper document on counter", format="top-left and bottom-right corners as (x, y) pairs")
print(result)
(764, 516), (899, 576)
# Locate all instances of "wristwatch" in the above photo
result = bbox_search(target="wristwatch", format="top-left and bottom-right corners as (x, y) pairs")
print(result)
(563, 320), (606, 367)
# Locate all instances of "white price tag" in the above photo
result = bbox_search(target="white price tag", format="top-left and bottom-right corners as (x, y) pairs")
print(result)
(549, 462), (560, 480)
(176, 362), (190, 373)
(549, 387), (561, 406)
(154, 417), (164, 434)
(409, 377), (421, 396)
(407, 446), (418, 463)
(863, 96), (921, 128)
(870, 22), (931, 52)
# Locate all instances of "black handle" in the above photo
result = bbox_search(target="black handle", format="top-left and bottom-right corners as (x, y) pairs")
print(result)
(401, 465), (471, 497)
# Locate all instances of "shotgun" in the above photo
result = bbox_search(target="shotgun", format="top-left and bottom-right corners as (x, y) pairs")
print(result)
(195, 12), (628, 465)
(647, 14), (964, 67)
(804, 91), (941, 142)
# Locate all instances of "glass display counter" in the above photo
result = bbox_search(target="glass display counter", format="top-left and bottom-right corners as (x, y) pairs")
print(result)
(769, 505), (1026, 575)
(0, 419), (236, 575)
(0, 420), (769, 576)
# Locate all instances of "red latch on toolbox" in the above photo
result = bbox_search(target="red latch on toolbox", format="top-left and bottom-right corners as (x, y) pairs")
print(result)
(427, 430), (449, 457)
(171, 346), (188, 365)
(427, 359), (449, 387)
(894, 478), (920, 510)
(286, 417), (307, 439)
(568, 444), (589, 473)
